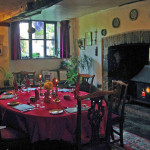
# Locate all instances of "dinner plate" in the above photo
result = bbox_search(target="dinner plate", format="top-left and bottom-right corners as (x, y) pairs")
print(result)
(49, 109), (63, 115)
(4, 91), (13, 95)
(7, 101), (19, 106)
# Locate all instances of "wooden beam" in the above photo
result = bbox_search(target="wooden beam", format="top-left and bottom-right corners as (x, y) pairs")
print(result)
(0, 22), (10, 26)
(0, 0), (63, 23)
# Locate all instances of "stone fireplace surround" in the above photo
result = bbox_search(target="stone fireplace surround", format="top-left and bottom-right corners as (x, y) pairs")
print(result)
(102, 30), (150, 91)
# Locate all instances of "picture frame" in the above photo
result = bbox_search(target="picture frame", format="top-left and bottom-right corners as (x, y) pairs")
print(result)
(85, 32), (92, 46)
(77, 38), (85, 50)
(0, 44), (3, 56)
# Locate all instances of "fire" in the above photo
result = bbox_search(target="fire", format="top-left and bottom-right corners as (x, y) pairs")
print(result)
(146, 87), (150, 93)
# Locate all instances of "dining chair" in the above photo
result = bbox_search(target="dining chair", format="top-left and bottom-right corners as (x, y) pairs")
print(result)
(110, 80), (128, 147)
(75, 90), (116, 150)
(0, 126), (31, 150)
(77, 73), (95, 93)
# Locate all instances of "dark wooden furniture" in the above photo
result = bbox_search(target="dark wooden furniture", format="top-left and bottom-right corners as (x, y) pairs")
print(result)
(76, 90), (115, 150)
(110, 80), (128, 147)
(0, 126), (30, 150)
(77, 73), (95, 93)
(12, 71), (36, 86)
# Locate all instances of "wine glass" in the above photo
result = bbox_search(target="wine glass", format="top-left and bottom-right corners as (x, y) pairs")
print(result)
(13, 90), (18, 100)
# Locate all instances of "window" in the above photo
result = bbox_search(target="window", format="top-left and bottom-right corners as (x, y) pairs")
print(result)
(20, 21), (57, 59)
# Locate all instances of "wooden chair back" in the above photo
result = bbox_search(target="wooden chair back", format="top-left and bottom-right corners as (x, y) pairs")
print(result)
(13, 71), (35, 86)
(76, 90), (115, 150)
(77, 73), (95, 93)
(111, 80), (128, 118)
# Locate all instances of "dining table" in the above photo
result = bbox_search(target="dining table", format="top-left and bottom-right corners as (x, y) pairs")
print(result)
(0, 87), (108, 144)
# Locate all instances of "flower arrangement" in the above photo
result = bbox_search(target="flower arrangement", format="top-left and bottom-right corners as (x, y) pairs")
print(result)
(43, 80), (53, 90)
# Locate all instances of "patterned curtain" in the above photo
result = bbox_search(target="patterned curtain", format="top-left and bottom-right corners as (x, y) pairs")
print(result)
(60, 20), (70, 58)
(11, 21), (21, 60)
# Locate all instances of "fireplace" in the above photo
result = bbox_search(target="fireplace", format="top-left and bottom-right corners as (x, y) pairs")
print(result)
(102, 30), (150, 104)
(107, 44), (150, 104)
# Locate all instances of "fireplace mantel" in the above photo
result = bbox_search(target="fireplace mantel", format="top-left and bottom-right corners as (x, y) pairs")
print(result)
(102, 30), (150, 90)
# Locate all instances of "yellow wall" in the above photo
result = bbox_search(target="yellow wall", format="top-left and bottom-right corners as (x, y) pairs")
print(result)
(0, 27), (9, 86)
(71, 1), (150, 87)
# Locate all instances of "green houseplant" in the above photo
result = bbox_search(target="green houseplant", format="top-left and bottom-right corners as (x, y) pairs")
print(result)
(60, 55), (92, 85)
(0, 67), (13, 86)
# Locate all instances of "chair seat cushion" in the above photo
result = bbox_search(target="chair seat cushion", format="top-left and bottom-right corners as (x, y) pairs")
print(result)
(1, 127), (28, 141)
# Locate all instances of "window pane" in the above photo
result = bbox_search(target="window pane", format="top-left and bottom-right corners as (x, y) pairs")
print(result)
(32, 40), (44, 58)
(20, 40), (29, 58)
(46, 24), (55, 39)
(46, 40), (55, 56)
(32, 21), (44, 39)
(20, 23), (29, 39)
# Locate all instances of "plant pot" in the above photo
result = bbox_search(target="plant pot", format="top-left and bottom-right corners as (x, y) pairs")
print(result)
(4, 80), (9, 86)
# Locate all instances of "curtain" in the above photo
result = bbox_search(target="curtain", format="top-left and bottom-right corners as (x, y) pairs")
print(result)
(11, 21), (21, 60)
(60, 20), (70, 58)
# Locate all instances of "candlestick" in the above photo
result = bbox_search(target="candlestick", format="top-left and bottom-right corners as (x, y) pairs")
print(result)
(39, 74), (43, 96)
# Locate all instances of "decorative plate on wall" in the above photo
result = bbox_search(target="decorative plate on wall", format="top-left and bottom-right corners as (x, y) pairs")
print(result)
(112, 17), (120, 28)
(129, 9), (138, 21)
(101, 29), (107, 36)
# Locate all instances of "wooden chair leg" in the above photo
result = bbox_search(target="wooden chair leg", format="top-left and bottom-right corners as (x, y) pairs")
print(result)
(110, 126), (114, 140)
(119, 123), (124, 147)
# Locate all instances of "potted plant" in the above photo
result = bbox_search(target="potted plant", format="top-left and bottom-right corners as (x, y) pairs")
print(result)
(0, 67), (13, 86)
(60, 55), (92, 86)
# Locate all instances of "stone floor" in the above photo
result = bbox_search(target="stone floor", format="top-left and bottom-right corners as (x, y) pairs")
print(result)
(124, 102), (150, 140)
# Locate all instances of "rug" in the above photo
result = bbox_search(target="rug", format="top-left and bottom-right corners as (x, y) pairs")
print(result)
(112, 127), (150, 150)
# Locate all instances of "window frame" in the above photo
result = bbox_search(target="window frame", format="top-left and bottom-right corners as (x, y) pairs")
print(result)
(20, 20), (57, 59)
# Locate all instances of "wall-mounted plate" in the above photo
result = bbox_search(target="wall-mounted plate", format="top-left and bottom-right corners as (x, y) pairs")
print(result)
(112, 17), (120, 28)
(101, 29), (107, 36)
(129, 9), (138, 21)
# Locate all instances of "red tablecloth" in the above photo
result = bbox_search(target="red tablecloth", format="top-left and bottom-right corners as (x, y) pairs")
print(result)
(0, 88), (107, 144)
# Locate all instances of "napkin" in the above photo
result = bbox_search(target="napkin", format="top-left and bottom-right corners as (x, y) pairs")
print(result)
(25, 78), (31, 87)
(11, 104), (34, 112)
(58, 89), (72, 92)
(13, 80), (18, 91)
(35, 89), (39, 100)
(65, 106), (89, 113)
(0, 95), (15, 100)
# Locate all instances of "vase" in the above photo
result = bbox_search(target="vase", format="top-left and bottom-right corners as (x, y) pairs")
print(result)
(44, 90), (50, 103)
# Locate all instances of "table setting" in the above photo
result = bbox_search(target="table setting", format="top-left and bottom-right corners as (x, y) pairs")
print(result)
(0, 78), (107, 144)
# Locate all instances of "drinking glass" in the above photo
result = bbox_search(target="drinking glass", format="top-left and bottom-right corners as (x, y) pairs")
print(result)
(40, 92), (45, 108)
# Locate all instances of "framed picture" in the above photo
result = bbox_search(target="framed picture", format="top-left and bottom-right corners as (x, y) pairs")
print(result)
(85, 32), (92, 46)
(0, 45), (3, 56)
(77, 38), (85, 50)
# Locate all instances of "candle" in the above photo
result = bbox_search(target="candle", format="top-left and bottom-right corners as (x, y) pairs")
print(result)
(142, 89), (145, 97)
(39, 74), (42, 80)
(53, 78), (58, 86)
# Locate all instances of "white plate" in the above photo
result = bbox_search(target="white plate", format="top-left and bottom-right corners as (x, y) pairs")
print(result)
(49, 109), (63, 115)
(7, 101), (19, 106)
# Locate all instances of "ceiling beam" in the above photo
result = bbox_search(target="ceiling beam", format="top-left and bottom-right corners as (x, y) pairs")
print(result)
(0, 22), (10, 26)
(0, 0), (62, 23)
